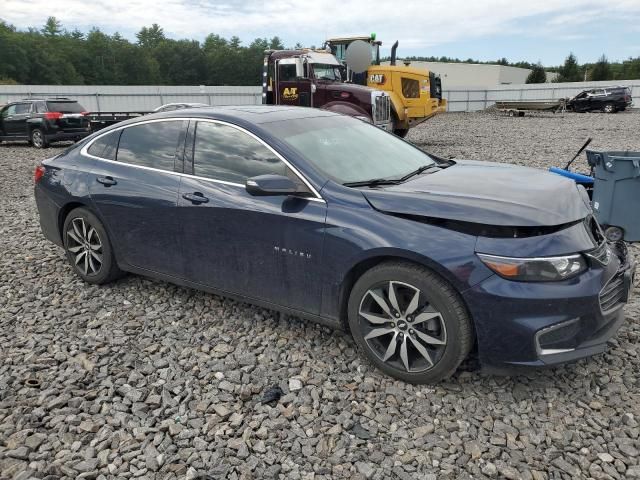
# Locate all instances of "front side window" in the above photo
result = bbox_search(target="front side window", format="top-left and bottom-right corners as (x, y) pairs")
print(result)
(193, 121), (287, 184)
(88, 130), (121, 161)
(279, 63), (297, 82)
(1, 105), (17, 117)
(117, 120), (184, 171)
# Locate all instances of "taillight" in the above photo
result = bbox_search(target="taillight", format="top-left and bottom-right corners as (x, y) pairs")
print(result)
(81, 111), (89, 116)
(34, 165), (45, 183)
(44, 112), (63, 120)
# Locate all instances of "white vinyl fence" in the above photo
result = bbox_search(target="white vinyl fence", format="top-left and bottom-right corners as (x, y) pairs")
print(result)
(444, 80), (640, 112)
(0, 85), (262, 112)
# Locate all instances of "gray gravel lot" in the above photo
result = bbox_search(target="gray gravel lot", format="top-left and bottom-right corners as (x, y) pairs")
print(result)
(1, 111), (639, 480)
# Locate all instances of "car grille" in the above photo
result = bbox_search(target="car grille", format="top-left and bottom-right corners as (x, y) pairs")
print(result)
(372, 93), (391, 126)
(599, 269), (626, 312)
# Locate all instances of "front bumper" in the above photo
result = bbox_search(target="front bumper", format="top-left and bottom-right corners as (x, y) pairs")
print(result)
(464, 242), (635, 368)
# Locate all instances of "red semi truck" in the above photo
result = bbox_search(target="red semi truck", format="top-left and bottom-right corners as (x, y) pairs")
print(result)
(262, 49), (391, 130)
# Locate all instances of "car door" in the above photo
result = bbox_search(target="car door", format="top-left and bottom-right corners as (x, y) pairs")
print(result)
(178, 119), (327, 313)
(87, 119), (188, 277)
(2, 103), (31, 135)
(276, 59), (313, 107)
(572, 92), (590, 112)
(591, 89), (606, 110)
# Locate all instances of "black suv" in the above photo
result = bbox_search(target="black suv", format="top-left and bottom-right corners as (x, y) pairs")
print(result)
(0, 98), (91, 148)
(568, 86), (633, 113)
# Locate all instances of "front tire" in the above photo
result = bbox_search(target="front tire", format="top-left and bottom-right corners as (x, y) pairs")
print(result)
(30, 128), (48, 149)
(63, 207), (122, 284)
(347, 262), (473, 383)
(391, 113), (409, 138)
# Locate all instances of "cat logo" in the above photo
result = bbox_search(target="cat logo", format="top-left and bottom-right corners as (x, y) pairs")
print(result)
(282, 87), (298, 100)
(369, 74), (385, 84)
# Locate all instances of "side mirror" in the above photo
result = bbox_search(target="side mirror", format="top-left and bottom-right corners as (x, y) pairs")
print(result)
(246, 174), (298, 196)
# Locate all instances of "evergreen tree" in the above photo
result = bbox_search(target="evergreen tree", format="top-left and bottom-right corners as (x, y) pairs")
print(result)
(136, 24), (165, 49)
(42, 17), (62, 37)
(590, 54), (611, 81)
(526, 62), (547, 83)
(557, 53), (581, 82)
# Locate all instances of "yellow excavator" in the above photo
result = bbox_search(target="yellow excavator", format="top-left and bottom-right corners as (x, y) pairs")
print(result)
(325, 34), (446, 137)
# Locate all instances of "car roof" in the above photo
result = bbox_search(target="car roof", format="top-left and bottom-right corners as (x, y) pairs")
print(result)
(129, 105), (340, 126)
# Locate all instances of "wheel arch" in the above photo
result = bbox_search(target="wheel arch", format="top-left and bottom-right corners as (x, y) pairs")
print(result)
(337, 251), (471, 331)
(57, 201), (93, 244)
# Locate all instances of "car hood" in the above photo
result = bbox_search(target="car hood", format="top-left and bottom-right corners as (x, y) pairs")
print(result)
(362, 160), (591, 227)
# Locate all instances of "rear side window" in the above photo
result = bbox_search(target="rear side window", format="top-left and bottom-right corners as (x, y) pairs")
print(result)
(88, 130), (121, 161)
(46, 101), (85, 113)
(193, 121), (286, 184)
(35, 102), (47, 113)
(117, 121), (184, 171)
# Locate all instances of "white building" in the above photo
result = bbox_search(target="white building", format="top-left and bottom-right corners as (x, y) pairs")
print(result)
(384, 61), (557, 89)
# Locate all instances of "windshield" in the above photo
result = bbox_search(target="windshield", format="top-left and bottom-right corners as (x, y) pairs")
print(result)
(313, 64), (342, 81)
(262, 115), (435, 184)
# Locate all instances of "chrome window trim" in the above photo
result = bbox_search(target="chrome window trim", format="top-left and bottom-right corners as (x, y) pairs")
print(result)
(80, 116), (326, 203)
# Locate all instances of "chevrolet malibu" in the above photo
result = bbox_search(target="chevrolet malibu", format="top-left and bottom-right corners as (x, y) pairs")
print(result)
(34, 106), (635, 383)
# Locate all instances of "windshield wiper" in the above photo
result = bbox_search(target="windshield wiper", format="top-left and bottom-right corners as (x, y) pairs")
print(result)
(343, 178), (401, 188)
(398, 165), (440, 182)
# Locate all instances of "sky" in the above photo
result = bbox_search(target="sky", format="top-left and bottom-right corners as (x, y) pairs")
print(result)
(2, 0), (640, 65)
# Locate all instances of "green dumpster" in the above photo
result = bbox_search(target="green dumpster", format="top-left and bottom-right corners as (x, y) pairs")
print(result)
(587, 150), (640, 242)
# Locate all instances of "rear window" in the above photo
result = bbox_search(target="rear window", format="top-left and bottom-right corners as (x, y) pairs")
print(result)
(46, 101), (85, 113)
(88, 130), (121, 161)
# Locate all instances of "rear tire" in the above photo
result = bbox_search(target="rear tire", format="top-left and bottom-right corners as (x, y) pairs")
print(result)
(30, 128), (48, 149)
(63, 207), (123, 284)
(603, 103), (616, 114)
(347, 261), (473, 384)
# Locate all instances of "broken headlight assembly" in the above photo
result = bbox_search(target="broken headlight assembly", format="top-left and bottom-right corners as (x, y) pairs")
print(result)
(477, 253), (587, 282)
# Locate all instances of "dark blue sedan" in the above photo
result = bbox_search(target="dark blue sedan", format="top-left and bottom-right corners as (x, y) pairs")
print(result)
(34, 106), (635, 383)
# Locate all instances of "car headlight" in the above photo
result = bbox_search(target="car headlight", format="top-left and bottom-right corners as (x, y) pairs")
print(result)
(477, 253), (587, 282)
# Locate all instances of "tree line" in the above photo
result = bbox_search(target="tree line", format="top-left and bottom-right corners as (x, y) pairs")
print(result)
(1, 18), (639, 86)
(0, 18), (284, 86)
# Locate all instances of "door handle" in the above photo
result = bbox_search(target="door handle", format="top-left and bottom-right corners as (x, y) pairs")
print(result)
(182, 192), (209, 204)
(96, 176), (117, 187)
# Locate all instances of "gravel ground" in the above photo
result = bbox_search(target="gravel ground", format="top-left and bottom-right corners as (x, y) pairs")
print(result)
(1, 111), (640, 480)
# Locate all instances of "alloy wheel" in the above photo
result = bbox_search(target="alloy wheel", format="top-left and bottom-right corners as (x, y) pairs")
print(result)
(31, 130), (44, 148)
(603, 104), (615, 113)
(358, 281), (447, 373)
(66, 217), (103, 276)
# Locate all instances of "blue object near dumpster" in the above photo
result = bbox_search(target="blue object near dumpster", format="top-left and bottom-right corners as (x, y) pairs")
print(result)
(586, 150), (640, 242)
(548, 167), (594, 185)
